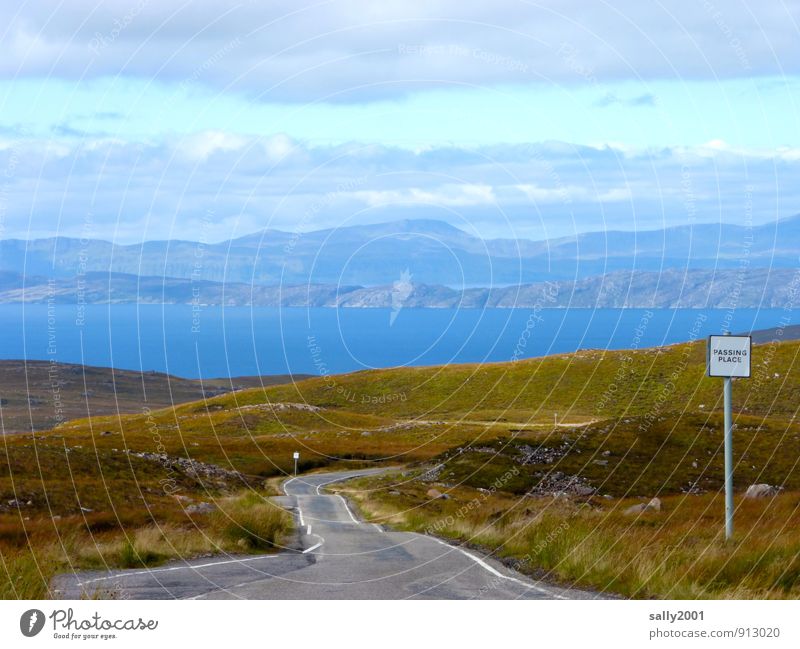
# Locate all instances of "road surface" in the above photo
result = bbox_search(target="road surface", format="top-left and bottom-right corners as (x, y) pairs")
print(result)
(53, 469), (601, 599)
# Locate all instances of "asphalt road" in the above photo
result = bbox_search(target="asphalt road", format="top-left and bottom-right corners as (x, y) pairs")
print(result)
(53, 469), (600, 600)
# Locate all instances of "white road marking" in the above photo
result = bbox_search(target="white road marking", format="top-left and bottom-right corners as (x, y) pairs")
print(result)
(307, 524), (312, 535)
(336, 495), (359, 524)
(302, 533), (325, 554)
(298, 507), (305, 527)
(283, 476), (298, 495)
(428, 537), (567, 600)
(76, 554), (278, 586)
(373, 524), (384, 533)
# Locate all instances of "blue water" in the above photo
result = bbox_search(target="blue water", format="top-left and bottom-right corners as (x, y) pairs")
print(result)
(0, 304), (793, 379)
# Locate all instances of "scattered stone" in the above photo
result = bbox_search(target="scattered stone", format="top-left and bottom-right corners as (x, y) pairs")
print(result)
(426, 488), (443, 500)
(593, 460), (608, 466)
(419, 464), (445, 482)
(100, 431), (114, 436)
(80, 506), (93, 513)
(516, 442), (571, 465)
(186, 502), (216, 514)
(527, 471), (595, 497)
(601, 450), (611, 456)
(624, 497), (661, 515)
(744, 484), (781, 499)
(128, 451), (244, 489)
(387, 490), (401, 496)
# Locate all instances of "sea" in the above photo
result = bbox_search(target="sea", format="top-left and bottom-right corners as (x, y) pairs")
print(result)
(0, 304), (794, 379)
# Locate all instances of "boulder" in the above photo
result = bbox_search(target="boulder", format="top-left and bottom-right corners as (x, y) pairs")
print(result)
(186, 502), (216, 514)
(744, 484), (780, 499)
(624, 497), (661, 515)
(426, 488), (443, 500)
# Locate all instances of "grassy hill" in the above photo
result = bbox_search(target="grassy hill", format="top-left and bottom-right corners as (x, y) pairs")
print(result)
(1, 337), (799, 597)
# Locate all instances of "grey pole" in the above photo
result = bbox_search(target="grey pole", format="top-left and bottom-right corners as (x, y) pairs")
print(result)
(294, 457), (298, 477)
(723, 375), (734, 540)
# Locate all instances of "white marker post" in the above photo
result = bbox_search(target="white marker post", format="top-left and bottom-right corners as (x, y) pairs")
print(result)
(707, 333), (751, 541)
(293, 451), (300, 477)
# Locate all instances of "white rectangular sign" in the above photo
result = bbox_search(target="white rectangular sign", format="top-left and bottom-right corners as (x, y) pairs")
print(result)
(293, 451), (300, 459)
(707, 335), (751, 377)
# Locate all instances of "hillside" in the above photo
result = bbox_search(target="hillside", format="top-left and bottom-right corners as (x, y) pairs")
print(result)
(0, 361), (306, 433)
(2, 267), (798, 309)
(2, 337), (799, 598)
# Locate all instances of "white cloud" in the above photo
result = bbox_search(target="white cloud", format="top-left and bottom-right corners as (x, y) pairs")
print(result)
(354, 184), (496, 207)
(0, 1), (797, 101)
(0, 134), (796, 241)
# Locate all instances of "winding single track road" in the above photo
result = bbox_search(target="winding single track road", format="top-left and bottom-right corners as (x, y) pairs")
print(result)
(53, 469), (601, 599)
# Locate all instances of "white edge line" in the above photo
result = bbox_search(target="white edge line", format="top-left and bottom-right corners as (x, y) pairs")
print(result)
(283, 476), (298, 495)
(76, 554), (279, 586)
(373, 523), (383, 533)
(298, 507), (305, 527)
(429, 537), (567, 600)
(336, 495), (359, 524)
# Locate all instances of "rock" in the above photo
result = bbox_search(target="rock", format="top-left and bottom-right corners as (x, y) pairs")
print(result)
(426, 488), (443, 500)
(624, 497), (661, 515)
(186, 502), (216, 514)
(593, 460), (608, 466)
(387, 490), (401, 496)
(236, 538), (249, 548)
(7, 499), (22, 508)
(691, 461), (698, 468)
(100, 430), (114, 436)
(744, 484), (780, 499)
(80, 506), (93, 513)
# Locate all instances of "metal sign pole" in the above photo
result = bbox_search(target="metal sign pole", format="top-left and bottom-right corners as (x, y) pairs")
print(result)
(707, 332), (750, 543)
(723, 376), (733, 541)
(294, 456), (298, 477)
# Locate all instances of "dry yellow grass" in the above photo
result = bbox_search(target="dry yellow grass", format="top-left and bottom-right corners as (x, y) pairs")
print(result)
(339, 474), (800, 599)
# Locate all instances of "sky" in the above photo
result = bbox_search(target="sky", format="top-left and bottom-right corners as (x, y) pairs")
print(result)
(0, 0), (799, 243)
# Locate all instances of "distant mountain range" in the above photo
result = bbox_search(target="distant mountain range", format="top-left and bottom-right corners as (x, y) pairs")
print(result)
(2, 215), (799, 287)
(2, 267), (797, 309)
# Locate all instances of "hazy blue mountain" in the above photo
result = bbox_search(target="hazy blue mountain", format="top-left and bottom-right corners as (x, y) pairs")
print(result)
(1, 215), (798, 286)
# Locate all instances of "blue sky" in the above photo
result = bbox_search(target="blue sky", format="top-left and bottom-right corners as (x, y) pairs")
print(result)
(0, 1), (799, 242)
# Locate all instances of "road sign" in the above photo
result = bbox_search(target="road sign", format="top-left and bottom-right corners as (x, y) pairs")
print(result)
(707, 333), (751, 541)
(707, 335), (751, 377)
(293, 452), (300, 459)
